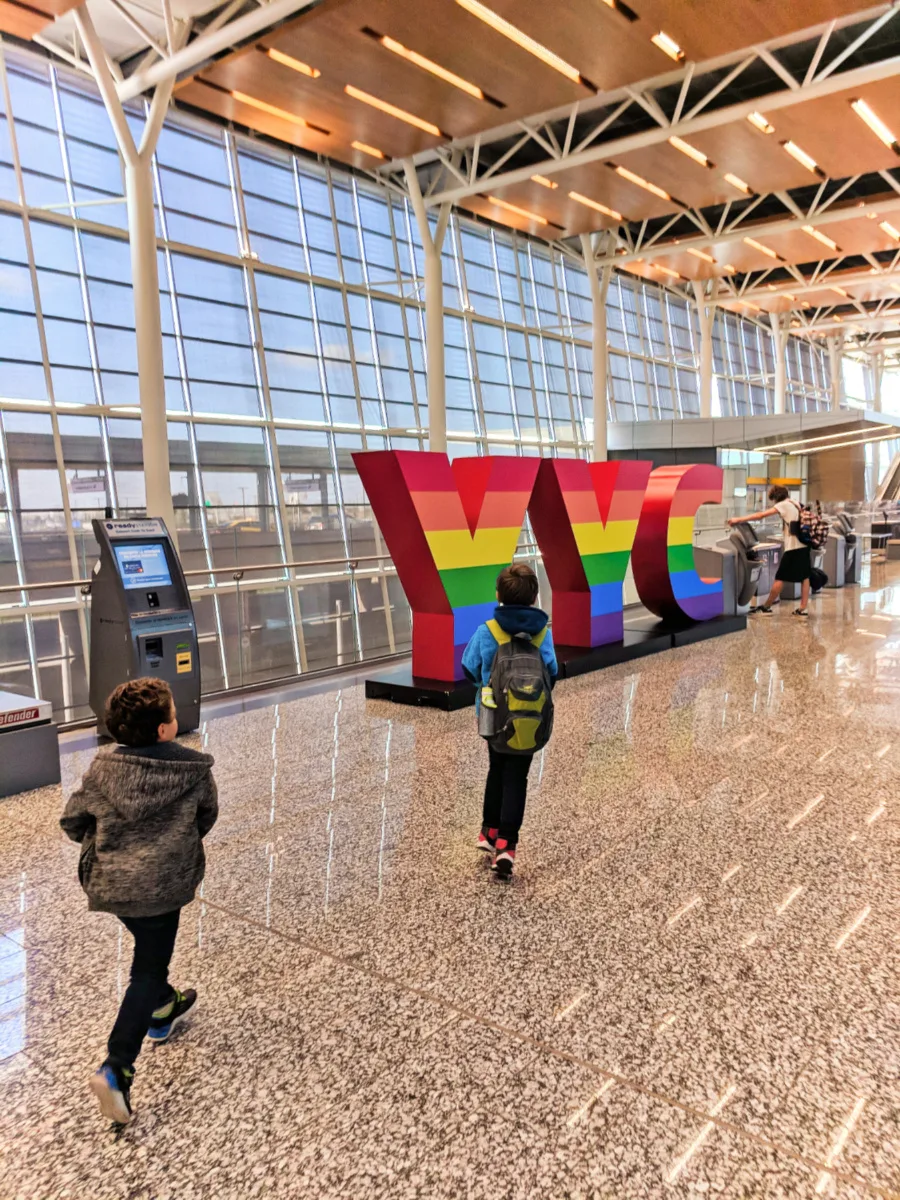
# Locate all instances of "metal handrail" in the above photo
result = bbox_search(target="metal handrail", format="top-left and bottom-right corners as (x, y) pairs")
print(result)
(0, 553), (394, 597)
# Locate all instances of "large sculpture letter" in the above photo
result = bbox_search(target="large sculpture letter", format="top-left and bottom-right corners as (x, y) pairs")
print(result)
(352, 451), (540, 681)
(631, 463), (724, 622)
(528, 459), (651, 647)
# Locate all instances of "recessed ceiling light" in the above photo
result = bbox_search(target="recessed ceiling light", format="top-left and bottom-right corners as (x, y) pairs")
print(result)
(723, 172), (751, 195)
(655, 263), (681, 279)
(344, 84), (443, 136)
(781, 140), (824, 177)
(802, 225), (840, 252)
(455, 0), (593, 88)
(880, 220), (900, 240)
(568, 191), (622, 220)
(743, 237), (779, 260)
(351, 140), (385, 159)
(724, 264), (736, 272)
(747, 112), (774, 135)
(231, 91), (308, 127)
(487, 195), (548, 225)
(532, 174), (558, 189)
(265, 47), (320, 77)
(743, 300), (762, 312)
(850, 98), (899, 151)
(376, 34), (487, 101)
(613, 164), (670, 201)
(669, 136), (712, 168)
(651, 31), (684, 61)
(831, 286), (849, 298)
(687, 248), (716, 264)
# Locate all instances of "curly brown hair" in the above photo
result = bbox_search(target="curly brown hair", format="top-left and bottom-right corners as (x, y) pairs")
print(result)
(768, 485), (790, 503)
(496, 562), (539, 606)
(106, 677), (174, 746)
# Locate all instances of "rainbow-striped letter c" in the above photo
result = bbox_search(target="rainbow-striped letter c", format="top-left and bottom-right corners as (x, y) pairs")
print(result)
(631, 464), (724, 623)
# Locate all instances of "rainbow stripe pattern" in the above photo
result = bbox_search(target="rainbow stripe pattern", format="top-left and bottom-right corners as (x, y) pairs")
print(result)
(529, 459), (652, 647)
(352, 451), (540, 680)
(631, 463), (723, 622)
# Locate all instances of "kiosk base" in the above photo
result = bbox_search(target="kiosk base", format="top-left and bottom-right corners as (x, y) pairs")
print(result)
(364, 612), (747, 710)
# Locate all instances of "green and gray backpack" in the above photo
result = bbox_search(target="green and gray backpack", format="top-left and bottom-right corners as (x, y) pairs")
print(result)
(485, 619), (554, 755)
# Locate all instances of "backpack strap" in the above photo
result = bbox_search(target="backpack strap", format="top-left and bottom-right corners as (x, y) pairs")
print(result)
(486, 618), (511, 645)
(487, 618), (548, 648)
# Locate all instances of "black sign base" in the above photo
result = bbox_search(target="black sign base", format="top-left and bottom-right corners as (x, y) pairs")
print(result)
(364, 612), (747, 710)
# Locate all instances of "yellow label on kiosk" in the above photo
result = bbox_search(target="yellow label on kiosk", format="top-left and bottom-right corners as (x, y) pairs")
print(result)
(176, 650), (192, 674)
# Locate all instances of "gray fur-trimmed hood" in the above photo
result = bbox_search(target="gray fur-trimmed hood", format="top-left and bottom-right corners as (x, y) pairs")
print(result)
(88, 745), (215, 820)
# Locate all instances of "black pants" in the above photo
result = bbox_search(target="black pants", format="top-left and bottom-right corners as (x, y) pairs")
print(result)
(106, 909), (181, 1073)
(482, 745), (533, 845)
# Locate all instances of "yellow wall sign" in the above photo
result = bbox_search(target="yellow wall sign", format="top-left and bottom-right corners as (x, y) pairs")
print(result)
(176, 650), (192, 674)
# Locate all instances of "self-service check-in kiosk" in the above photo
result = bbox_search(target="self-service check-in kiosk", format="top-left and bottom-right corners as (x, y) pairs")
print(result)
(694, 524), (764, 616)
(89, 517), (200, 736)
(823, 513), (859, 587)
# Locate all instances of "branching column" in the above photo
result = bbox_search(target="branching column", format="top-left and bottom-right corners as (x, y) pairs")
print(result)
(580, 232), (613, 461)
(404, 162), (452, 455)
(691, 280), (717, 420)
(827, 334), (845, 411)
(769, 312), (790, 415)
(74, 7), (179, 538)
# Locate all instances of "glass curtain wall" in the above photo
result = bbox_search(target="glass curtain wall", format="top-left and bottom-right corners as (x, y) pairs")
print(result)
(0, 45), (834, 718)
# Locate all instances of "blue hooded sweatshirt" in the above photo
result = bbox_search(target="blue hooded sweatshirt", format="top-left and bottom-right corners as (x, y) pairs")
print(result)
(461, 605), (558, 708)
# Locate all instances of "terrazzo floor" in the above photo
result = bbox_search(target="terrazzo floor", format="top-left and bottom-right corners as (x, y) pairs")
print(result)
(2, 568), (899, 1199)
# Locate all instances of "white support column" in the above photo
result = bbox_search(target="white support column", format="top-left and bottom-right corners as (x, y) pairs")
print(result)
(74, 8), (179, 541)
(404, 161), (451, 454)
(769, 312), (789, 415)
(871, 349), (885, 412)
(827, 334), (845, 411)
(691, 280), (716, 420)
(580, 232), (612, 461)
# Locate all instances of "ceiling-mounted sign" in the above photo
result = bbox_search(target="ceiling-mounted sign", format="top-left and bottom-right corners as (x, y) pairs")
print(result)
(69, 474), (107, 495)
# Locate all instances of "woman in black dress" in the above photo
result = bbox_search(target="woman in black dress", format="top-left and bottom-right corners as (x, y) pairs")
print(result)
(728, 485), (811, 617)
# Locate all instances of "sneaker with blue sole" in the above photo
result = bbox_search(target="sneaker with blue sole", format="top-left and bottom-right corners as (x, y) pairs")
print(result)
(146, 988), (198, 1045)
(89, 1063), (134, 1125)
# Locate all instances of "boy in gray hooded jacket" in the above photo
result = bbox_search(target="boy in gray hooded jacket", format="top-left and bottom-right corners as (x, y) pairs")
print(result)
(61, 676), (217, 1125)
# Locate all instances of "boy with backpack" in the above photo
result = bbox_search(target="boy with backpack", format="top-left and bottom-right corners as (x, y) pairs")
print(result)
(462, 563), (558, 878)
(60, 677), (217, 1125)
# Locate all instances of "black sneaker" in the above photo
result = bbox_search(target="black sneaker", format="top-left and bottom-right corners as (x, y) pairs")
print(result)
(146, 988), (198, 1045)
(752, 605), (773, 614)
(491, 839), (516, 879)
(792, 609), (809, 618)
(89, 1063), (134, 1125)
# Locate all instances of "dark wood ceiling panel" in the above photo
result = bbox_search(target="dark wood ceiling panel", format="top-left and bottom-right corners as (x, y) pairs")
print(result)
(771, 79), (900, 180)
(176, 78), (334, 157)
(685, 122), (826, 197)
(632, 0), (872, 63)
(0, 0), (80, 38)
(266, 0), (586, 135)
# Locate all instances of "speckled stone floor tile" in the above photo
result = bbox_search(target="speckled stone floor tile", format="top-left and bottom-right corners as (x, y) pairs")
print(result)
(2, 566), (900, 1197)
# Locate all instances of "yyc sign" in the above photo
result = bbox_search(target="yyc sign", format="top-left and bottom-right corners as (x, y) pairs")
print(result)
(353, 451), (723, 682)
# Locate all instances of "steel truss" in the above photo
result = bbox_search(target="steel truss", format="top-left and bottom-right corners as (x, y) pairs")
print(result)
(387, 5), (899, 215)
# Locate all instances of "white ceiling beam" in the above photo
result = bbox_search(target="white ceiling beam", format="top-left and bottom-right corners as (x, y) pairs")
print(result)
(742, 264), (900, 302)
(115, 0), (322, 102)
(600, 191), (900, 266)
(798, 307), (900, 334)
(422, 38), (900, 209)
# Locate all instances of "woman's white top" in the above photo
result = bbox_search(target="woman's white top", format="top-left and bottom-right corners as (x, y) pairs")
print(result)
(775, 499), (802, 552)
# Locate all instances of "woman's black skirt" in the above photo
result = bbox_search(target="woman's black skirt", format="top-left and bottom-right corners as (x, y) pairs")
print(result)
(776, 547), (811, 583)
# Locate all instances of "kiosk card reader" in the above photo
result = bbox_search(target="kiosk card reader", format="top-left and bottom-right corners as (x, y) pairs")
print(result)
(89, 518), (200, 736)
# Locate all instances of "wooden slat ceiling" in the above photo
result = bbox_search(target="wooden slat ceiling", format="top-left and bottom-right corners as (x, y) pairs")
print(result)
(0, 0), (80, 40)
(8, 0), (900, 333)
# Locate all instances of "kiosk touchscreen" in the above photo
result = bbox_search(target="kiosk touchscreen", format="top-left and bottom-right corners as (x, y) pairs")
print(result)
(89, 517), (200, 735)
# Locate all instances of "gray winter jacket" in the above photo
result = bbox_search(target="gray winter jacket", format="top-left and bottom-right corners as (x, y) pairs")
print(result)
(60, 741), (218, 918)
